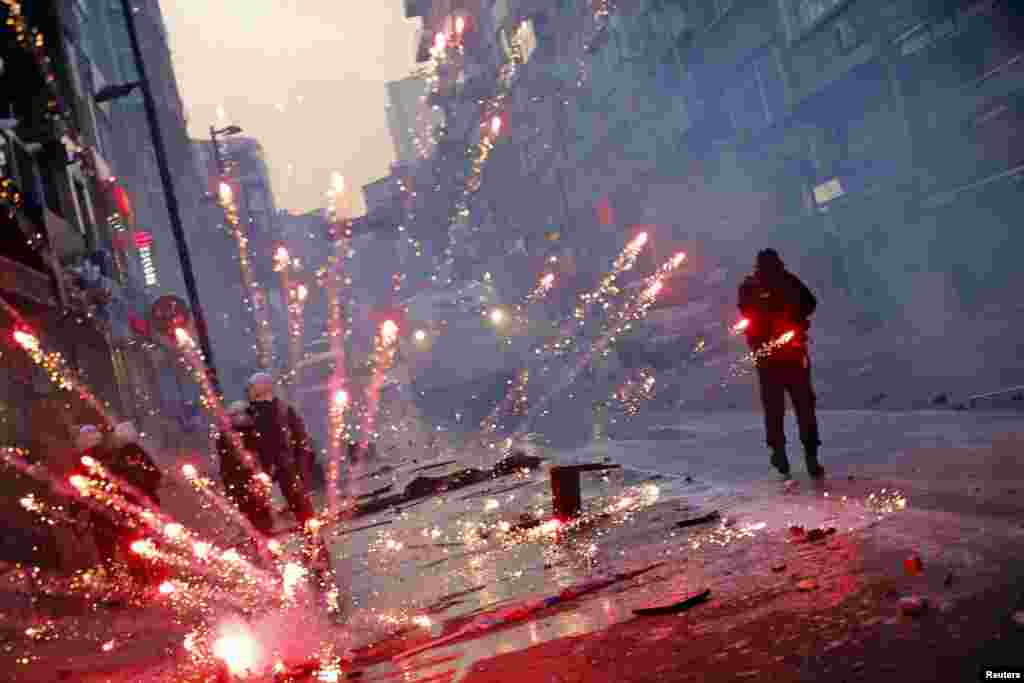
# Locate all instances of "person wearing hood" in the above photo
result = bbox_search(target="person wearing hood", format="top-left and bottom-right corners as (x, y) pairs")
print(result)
(218, 400), (274, 536)
(245, 373), (316, 527)
(738, 249), (824, 482)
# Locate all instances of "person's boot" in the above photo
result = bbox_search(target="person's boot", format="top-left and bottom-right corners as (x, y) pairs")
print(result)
(770, 447), (791, 480)
(804, 445), (825, 480)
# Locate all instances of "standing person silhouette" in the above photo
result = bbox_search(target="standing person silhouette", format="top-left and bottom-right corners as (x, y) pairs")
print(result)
(738, 249), (824, 482)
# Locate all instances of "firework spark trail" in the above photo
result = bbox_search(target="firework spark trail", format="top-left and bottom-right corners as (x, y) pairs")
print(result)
(611, 367), (657, 417)
(174, 329), (277, 550)
(275, 247), (309, 387)
(510, 252), (687, 439)
(473, 368), (530, 459)
(575, 232), (648, 315)
(360, 320), (400, 451)
(466, 242), (664, 451)
(0, 296), (119, 428)
(70, 460), (281, 592)
(1, 448), (281, 600)
(525, 272), (556, 305)
(534, 234), (655, 359)
(324, 172), (353, 519)
(218, 181), (274, 369)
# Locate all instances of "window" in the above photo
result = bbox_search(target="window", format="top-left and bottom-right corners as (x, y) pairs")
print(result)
(722, 49), (785, 133)
(790, 0), (848, 38)
(834, 18), (859, 53)
(711, 0), (734, 25)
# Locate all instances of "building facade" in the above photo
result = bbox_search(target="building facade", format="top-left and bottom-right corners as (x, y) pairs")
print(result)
(399, 0), (1024, 406)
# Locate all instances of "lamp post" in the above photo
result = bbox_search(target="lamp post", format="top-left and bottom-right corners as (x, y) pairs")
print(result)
(104, 0), (221, 395)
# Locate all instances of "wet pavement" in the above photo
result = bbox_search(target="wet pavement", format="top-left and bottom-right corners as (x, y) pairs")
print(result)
(4, 409), (1024, 681)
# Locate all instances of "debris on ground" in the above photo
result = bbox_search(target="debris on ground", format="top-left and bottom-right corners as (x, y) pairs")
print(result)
(797, 579), (818, 592)
(674, 511), (720, 528)
(633, 588), (711, 616)
(899, 595), (928, 616)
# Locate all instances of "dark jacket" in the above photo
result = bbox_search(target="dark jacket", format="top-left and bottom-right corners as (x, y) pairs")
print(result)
(217, 426), (261, 505)
(107, 443), (162, 506)
(738, 267), (817, 360)
(247, 398), (316, 487)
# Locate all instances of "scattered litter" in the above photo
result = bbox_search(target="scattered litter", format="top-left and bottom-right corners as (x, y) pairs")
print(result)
(674, 511), (720, 528)
(788, 526), (834, 543)
(899, 595), (928, 616)
(805, 527), (835, 543)
(633, 588), (711, 616)
(797, 579), (818, 591)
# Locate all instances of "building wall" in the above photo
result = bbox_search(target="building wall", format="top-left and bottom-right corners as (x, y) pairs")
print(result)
(398, 0), (1024, 405)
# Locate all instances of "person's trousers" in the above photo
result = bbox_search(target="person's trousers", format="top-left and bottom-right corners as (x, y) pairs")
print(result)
(276, 468), (315, 526)
(235, 497), (275, 536)
(756, 356), (821, 452)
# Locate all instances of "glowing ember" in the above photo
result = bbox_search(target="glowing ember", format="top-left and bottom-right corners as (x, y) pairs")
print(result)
(455, 16), (466, 34)
(778, 330), (795, 344)
(182, 464), (198, 479)
(490, 309), (505, 325)
(540, 519), (562, 535)
(733, 318), (750, 333)
(491, 115), (503, 135)
(218, 182), (233, 203)
(13, 329), (39, 351)
(282, 562), (307, 599)
(267, 539), (282, 554)
(68, 475), (89, 493)
(174, 327), (192, 346)
(331, 172), (345, 195)
(633, 232), (648, 247)
(333, 389), (349, 408)
(414, 329), (427, 342)
(80, 455), (97, 469)
(212, 622), (263, 677)
(434, 31), (447, 52)
(193, 541), (212, 559)
(163, 522), (184, 539)
(158, 581), (175, 595)
(380, 320), (399, 346)
(130, 539), (155, 556)
(297, 284), (308, 301)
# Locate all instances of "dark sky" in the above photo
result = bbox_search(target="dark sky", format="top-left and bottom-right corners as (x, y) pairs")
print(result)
(161, 1), (420, 215)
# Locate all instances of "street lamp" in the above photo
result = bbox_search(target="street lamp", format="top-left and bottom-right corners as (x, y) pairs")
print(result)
(107, 0), (221, 395)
